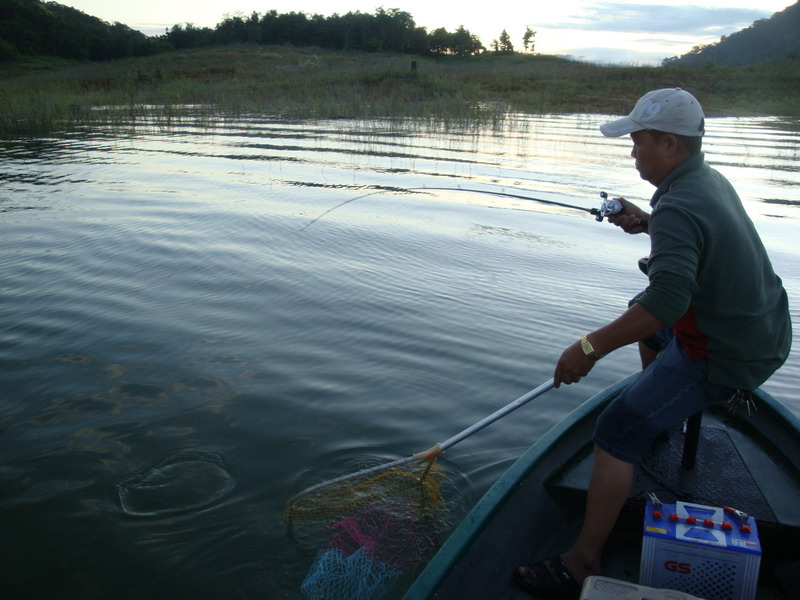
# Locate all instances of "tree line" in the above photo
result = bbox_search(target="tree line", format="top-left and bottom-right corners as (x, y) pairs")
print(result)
(0, 1), (537, 62)
(165, 8), (491, 56)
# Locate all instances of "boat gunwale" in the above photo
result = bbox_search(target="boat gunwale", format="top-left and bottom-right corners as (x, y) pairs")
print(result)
(402, 375), (800, 599)
(403, 374), (634, 599)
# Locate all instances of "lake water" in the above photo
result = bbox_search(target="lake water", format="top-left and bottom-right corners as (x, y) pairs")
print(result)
(1, 112), (798, 599)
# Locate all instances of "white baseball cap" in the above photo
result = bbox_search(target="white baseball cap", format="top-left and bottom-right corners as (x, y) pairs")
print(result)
(600, 88), (705, 138)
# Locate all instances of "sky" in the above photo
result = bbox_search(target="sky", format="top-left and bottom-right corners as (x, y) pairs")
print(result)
(55, 1), (795, 65)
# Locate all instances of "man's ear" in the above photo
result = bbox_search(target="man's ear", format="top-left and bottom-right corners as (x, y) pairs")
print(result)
(662, 133), (677, 150)
(661, 133), (685, 157)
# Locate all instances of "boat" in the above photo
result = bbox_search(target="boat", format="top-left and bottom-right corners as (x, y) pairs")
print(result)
(402, 373), (800, 599)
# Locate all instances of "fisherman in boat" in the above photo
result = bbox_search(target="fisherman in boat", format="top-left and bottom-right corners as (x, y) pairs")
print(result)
(515, 88), (792, 598)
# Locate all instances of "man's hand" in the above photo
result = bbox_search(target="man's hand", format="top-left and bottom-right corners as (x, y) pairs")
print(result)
(552, 305), (664, 389)
(553, 340), (597, 388)
(608, 198), (650, 234)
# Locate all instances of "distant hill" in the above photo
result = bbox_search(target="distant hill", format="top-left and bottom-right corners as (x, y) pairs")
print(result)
(0, 0), (163, 61)
(663, 1), (800, 67)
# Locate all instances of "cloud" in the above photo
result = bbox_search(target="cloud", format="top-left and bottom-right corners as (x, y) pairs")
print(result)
(545, 3), (772, 36)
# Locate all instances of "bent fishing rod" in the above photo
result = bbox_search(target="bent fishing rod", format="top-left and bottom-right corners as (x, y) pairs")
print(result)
(300, 187), (628, 231)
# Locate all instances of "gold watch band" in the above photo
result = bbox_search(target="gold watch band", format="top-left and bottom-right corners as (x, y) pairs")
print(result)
(580, 335), (600, 360)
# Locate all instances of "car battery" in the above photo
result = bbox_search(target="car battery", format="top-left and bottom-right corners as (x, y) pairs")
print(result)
(640, 500), (761, 600)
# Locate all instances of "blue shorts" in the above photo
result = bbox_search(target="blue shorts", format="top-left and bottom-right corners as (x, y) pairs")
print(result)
(593, 329), (735, 463)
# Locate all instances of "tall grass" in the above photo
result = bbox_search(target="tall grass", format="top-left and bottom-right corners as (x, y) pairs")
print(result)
(1, 45), (798, 136)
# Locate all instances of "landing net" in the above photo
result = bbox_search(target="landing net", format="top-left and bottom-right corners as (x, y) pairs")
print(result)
(287, 382), (555, 599)
(286, 459), (450, 600)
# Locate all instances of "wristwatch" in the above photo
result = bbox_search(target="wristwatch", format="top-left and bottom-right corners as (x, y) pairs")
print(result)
(580, 335), (600, 360)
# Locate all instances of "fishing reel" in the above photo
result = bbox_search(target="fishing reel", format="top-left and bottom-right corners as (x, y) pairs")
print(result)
(591, 191), (623, 222)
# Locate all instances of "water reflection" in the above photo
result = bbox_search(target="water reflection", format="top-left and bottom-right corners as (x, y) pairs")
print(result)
(0, 112), (797, 600)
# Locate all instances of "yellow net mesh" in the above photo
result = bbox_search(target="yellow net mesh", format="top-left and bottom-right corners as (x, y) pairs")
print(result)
(286, 460), (446, 524)
(286, 459), (451, 600)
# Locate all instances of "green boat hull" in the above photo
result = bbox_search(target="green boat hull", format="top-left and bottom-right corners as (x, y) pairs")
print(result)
(403, 375), (800, 599)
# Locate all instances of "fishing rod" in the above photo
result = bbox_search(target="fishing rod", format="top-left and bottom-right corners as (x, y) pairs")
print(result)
(300, 187), (625, 231)
(430, 188), (648, 226)
(420, 187), (624, 221)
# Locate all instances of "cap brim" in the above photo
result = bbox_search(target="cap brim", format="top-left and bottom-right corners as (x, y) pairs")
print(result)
(599, 116), (643, 138)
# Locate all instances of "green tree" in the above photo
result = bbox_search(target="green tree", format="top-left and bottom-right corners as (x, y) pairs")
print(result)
(497, 29), (513, 53)
(428, 27), (452, 55)
(212, 13), (245, 44)
(374, 8), (415, 52)
(451, 25), (484, 56)
(165, 23), (214, 49)
(0, 38), (19, 60)
(522, 27), (536, 53)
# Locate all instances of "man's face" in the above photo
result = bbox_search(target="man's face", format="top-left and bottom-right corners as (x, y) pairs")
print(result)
(630, 130), (672, 186)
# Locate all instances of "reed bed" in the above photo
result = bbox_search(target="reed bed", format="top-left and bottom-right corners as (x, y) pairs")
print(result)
(1, 45), (798, 135)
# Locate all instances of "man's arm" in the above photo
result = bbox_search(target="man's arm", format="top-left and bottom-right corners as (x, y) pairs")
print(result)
(553, 302), (664, 387)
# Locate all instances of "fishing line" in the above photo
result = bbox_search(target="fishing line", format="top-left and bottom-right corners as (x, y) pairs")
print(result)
(299, 189), (392, 231)
(299, 185), (609, 231)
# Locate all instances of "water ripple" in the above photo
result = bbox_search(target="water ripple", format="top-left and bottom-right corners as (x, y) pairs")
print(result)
(0, 112), (797, 600)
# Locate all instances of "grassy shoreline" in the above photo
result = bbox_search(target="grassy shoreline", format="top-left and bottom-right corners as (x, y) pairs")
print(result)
(2, 45), (799, 135)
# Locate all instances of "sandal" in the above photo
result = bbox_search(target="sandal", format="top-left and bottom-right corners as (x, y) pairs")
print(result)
(515, 555), (580, 598)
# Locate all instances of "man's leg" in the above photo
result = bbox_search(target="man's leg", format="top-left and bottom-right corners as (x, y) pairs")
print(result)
(561, 445), (633, 582)
(518, 336), (713, 593)
(516, 445), (632, 587)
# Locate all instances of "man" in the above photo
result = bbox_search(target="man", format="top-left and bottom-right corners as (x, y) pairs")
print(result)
(515, 88), (791, 597)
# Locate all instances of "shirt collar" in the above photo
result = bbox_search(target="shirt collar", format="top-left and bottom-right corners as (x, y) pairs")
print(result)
(650, 152), (706, 207)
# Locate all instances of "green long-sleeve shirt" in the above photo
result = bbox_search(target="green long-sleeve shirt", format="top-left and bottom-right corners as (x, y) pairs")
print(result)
(635, 153), (791, 390)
